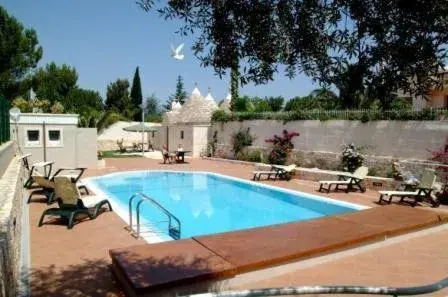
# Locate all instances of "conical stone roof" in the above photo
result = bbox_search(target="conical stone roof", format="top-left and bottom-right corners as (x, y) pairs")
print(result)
(218, 92), (232, 112)
(176, 88), (218, 124)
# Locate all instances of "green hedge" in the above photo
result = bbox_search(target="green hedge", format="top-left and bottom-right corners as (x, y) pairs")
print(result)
(212, 108), (448, 122)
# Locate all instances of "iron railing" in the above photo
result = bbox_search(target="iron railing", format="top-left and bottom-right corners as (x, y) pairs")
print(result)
(0, 96), (10, 145)
(126, 193), (181, 240)
(180, 277), (448, 297)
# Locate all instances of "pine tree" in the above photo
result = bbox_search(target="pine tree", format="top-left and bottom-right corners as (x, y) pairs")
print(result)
(130, 67), (143, 120)
(164, 75), (187, 111)
(230, 62), (239, 111)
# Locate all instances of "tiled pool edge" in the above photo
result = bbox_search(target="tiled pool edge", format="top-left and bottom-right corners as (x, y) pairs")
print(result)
(109, 205), (448, 297)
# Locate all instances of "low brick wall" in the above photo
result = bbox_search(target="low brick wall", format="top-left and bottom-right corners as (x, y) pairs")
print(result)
(0, 155), (24, 297)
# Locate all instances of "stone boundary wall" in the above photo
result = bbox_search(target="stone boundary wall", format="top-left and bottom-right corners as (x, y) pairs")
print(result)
(0, 155), (24, 297)
(0, 142), (14, 178)
(202, 157), (399, 190)
(210, 120), (448, 160)
(214, 144), (447, 180)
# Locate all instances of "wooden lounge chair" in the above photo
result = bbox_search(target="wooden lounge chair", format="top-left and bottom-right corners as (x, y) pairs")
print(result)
(38, 176), (112, 229)
(28, 167), (88, 204)
(319, 166), (369, 193)
(378, 168), (439, 207)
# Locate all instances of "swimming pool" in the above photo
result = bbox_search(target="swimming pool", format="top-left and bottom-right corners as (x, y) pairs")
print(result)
(86, 171), (365, 241)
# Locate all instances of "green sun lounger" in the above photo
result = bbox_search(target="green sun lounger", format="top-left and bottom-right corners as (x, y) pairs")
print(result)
(38, 176), (112, 229)
(28, 167), (88, 204)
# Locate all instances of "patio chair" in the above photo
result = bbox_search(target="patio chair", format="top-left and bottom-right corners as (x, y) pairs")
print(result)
(147, 140), (154, 152)
(116, 139), (133, 153)
(253, 164), (296, 181)
(318, 166), (369, 193)
(28, 167), (88, 204)
(378, 168), (439, 207)
(162, 151), (173, 164)
(19, 154), (55, 189)
(38, 176), (112, 229)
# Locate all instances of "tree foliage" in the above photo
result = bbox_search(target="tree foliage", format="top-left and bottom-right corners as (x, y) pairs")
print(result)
(165, 75), (187, 110)
(64, 88), (104, 113)
(285, 88), (340, 111)
(32, 62), (78, 104)
(137, 0), (448, 105)
(0, 5), (42, 100)
(145, 93), (160, 115)
(130, 66), (143, 120)
(105, 79), (134, 118)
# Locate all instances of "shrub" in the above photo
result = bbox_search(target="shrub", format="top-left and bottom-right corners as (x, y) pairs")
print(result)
(236, 149), (262, 162)
(340, 143), (365, 173)
(211, 109), (445, 122)
(211, 109), (231, 122)
(145, 114), (163, 123)
(207, 131), (218, 157)
(429, 137), (448, 183)
(265, 130), (300, 165)
(232, 128), (254, 156)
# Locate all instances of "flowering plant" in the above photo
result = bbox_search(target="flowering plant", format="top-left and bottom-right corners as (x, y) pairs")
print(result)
(340, 143), (365, 173)
(265, 130), (300, 165)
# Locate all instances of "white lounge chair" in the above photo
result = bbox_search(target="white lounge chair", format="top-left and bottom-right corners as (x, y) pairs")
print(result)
(319, 166), (369, 193)
(378, 168), (439, 207)
(19, 154), (55, 188)
(253, 164), (296, 181)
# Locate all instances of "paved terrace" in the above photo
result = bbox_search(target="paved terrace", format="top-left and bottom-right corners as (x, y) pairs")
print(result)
(28, 158), (448, 297)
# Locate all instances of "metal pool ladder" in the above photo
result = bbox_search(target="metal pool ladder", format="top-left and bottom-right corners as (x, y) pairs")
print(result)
(126, 193), (181, 240)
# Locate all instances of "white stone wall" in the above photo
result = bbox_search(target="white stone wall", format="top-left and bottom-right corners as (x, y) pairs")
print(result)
(0, 154), (24, 297)
(211, 120), (448, 160)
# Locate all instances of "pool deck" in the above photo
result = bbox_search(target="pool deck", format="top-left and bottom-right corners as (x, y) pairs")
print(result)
(28, 158), (448, 297)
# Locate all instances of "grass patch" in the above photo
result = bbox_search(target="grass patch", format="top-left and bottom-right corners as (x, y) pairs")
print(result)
(100, 150), (143, 158)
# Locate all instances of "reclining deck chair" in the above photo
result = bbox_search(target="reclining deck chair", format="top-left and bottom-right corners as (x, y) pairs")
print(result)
(28, 167), (87, 204)
(319, 166), (369, 193)
(38, 176), (112, 229)
(378, 168), (439, 207)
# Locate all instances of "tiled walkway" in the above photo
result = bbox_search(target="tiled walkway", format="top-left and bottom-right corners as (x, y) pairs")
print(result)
(28, 158), (448, 296)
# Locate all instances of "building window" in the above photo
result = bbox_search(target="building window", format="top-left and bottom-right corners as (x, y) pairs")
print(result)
(25, 129), (40, 147)
(151, 131), (155, 138)
(180, 130), (184, 139)
(47, 128), (63, 146)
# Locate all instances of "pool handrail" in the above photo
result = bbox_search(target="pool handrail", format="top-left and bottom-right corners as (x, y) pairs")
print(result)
(179, 276), (448, 297)
(127, 193), (181, 240)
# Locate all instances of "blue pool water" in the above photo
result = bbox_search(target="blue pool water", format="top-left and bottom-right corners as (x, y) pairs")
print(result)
(88, 171), (361, 239)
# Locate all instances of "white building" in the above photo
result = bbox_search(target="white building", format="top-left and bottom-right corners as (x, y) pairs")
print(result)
(10, 113), (97, 169)
(159, 88), (219, 157)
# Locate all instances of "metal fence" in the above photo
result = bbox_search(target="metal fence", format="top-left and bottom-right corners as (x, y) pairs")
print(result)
(0, 96), (11, 145)
(217, 108), (448, 122)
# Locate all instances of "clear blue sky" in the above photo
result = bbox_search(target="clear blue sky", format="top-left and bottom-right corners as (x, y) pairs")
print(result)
(3, 0), (317, 105)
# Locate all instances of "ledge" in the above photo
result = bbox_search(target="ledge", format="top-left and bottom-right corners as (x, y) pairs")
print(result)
(110, 206), (447, 296)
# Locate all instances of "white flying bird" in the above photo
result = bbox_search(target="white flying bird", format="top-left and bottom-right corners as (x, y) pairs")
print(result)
(171, 43), (185, 60)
